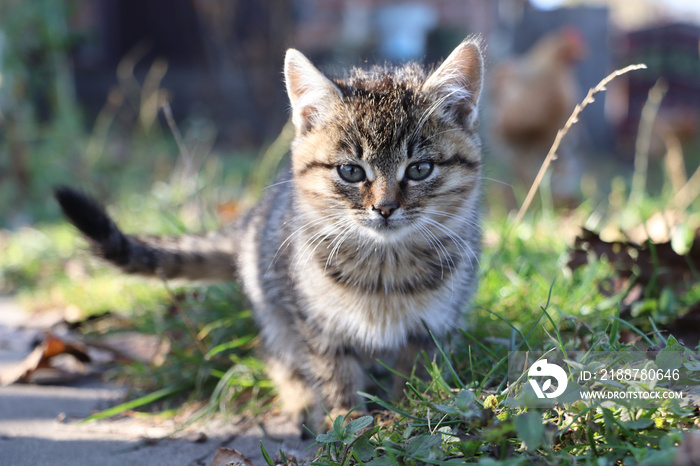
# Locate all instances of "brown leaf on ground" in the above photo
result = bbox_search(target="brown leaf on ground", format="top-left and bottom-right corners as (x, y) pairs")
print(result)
(210, 447), (255, 466)
(569, 227), (700, 345)
(0, 308), (172, 386)
(568, 228), (700, 293)
(0, 332), (92, 386)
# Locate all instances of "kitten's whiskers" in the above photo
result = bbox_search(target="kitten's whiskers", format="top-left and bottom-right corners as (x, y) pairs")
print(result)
(324, 223), (356, 274)
(421, 216), (480, 269)
(269, 213), (339, 272)
(414, 223), (455, 297)
(293, 218), (348, 274)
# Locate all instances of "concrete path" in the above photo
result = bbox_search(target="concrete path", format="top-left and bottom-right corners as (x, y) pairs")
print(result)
(0, 298), (315, 465)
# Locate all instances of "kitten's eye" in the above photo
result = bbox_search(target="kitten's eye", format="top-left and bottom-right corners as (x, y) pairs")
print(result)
(405, 162), (434, 181)
(337, 164), (366, 183)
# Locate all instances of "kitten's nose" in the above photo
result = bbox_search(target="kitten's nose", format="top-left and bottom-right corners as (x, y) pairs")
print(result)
(372, 201), (399, 219)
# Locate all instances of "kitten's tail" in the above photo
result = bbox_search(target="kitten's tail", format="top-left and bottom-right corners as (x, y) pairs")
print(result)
(54, 187), (238, 281)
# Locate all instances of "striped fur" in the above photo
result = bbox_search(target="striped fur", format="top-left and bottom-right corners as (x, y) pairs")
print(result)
(56, 37), (485, 430)
(54, 188), (239, 281)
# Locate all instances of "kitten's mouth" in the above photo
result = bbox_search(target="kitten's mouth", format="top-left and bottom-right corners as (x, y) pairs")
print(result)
(375, 221), (397, 230)
(363, 218), (406, 233)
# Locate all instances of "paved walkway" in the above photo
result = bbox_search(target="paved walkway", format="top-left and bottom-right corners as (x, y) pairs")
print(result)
(0, 298), (314, 465)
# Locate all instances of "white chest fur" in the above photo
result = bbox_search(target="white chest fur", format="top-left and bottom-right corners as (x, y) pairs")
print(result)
(295, 257), (462, 351)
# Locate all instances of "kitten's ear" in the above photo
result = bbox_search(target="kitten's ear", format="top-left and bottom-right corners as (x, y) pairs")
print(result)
(284, 49), (343, 134)
(421, 38), (484, 129)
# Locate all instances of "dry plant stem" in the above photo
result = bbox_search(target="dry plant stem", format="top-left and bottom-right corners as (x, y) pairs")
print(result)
(139, 59), (169, 132)
(629, 79), (668, 207)
(512, 64), (647, 227)
(116, 43), (151, 107)
(85, 88), (124, 165)
(161, 100), (195, 179)
(663, 127), (687, 194)
(673, 164), (700, 212)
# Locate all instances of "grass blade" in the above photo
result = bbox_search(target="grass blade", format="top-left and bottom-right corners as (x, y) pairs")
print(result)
(83, 385), (188, 422)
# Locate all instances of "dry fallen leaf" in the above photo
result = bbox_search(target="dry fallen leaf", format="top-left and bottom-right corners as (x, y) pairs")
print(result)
(0, 307), (178, 386)
(0, 332), (92, 386)
(569, 227), (700, 345)
(209, 447), (255, 466)
(568, 227), (700, 294)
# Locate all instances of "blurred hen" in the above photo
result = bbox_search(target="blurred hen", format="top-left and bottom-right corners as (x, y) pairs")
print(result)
(490, 27), (586, 201)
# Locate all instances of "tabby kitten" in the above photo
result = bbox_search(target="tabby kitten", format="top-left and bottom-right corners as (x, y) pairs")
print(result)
(55, 37), (485, 428)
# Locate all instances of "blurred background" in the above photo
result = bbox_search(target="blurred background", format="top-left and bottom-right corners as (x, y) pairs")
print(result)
(2, 2), (700, 455)
(0, 0), (699, 226)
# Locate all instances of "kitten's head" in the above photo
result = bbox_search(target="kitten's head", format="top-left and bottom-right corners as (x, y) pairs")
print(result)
(284, 38), (484, 242)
